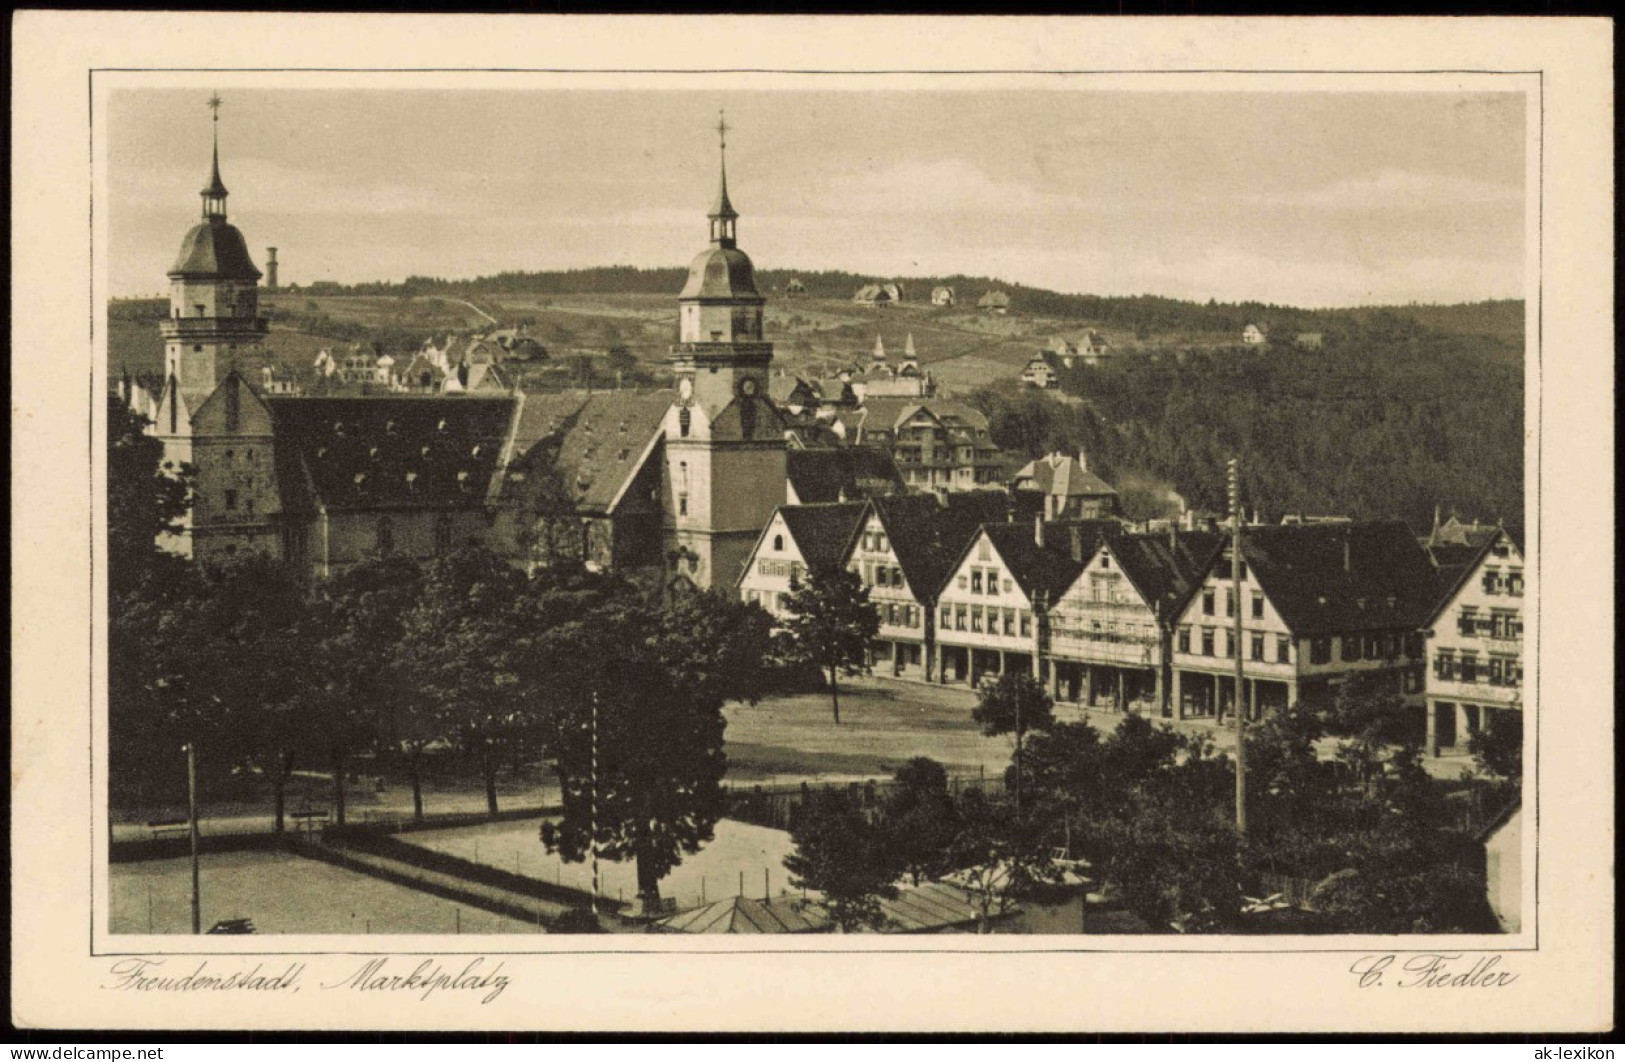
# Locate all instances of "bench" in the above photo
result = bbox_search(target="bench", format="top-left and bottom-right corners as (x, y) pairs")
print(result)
(148, 818), (190, 840)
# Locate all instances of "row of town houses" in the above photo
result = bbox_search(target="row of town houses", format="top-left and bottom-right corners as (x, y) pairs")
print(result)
(740, 499), (1524, 757)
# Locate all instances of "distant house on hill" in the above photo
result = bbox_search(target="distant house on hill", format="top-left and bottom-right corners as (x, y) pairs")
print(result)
(1021, 350), (1066, 390)
(1242, 323), (1269, 345)
(1294, 332), (1324, 350)
(931, 286), (955, 306)
(785, 278), (807, 298)
(978, 290), (1011, 315)
(854, 283), (891, 308)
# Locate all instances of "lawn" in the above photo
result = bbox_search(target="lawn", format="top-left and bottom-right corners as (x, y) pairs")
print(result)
(108, 849), (540, 935)
(399, 818), (803, 914)
(723, 677), (1015, 785)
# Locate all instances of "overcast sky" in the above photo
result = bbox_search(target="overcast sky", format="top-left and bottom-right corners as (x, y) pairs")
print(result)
(106, 87), (1526, 307)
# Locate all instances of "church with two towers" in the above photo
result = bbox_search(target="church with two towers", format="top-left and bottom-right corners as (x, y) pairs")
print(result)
(132, 102), (791, 594)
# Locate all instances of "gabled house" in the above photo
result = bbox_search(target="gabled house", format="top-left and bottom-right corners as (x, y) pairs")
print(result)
(1242, 323), (1269, 345)
(930, 286), (955, 307)
(1167, 522), (1441, 721)
(1046, 528), (1224, 715)
(978, 290), (1011, 314)
(853, 398), (1007, 496)
(839, 491), (1010, 679)
(933, 521), (1084, 688)
(1011, 452), (1119, 520)
(736, 501), (869, 620)
(1422, 526), (1525, 756)
(1021, 350), (1066, 389)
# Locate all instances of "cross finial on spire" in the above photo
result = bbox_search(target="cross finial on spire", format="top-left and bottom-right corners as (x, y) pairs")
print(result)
(716, 109), (729, 152)
(201, 93), (229, 217)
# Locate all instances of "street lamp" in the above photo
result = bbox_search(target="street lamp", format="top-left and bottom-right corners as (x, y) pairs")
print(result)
(182, 742), (201, 934)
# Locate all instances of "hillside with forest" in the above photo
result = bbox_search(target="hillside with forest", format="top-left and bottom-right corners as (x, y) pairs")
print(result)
(965, 310), (1523, 533)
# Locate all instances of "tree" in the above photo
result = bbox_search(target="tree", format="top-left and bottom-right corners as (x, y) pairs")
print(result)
(881, 758), (961, 886)
(537, 582), (773, 913)
(1469, 710), (1523, 782)
(1324, 673), (1417, 785)
(945, 789), (1057, 934)
(784, 791), (898, 932)
(781, 568), (880, 725)
(973, 671), (1055, 811)
(107, 395), (192, 594)
(397, 548), (530, 817)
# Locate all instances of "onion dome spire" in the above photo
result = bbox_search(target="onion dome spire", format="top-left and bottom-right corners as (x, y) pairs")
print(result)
(201, 93), (229, 219)
(709, 110), (738, 248)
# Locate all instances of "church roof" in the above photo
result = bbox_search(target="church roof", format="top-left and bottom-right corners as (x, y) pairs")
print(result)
(708, 393), (784, 442)
(503, 390), (671, 515)
(267, 396), (514, 515)
(170, 217), (261, 279)
(678, 246), (762, 300)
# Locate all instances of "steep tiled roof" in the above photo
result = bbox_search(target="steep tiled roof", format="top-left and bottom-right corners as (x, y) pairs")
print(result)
(1107, 530), (1227, 623)
(1014, 453), (1117, 497)
(502, 390), (670, 515)
(868, 491), (1011, 600)
(1425, 526), (1522, 625)
(267, 396), (515, 514)
(1235, 522), (1444, 636)
(779, 502), (870, 574)
(786, 447), (905, 505)
(979, 522), (1086, 603)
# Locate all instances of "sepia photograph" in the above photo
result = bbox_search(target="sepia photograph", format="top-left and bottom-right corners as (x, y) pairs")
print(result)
(11, 12), (1613, 1035)
(102, 81), (1530, 939)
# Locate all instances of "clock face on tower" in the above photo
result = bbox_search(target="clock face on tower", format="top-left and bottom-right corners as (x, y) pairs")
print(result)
(678, 377), (693, 402)
(739, 378), (759, 398)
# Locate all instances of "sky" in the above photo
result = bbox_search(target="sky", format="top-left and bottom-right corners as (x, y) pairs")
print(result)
(106, 87), (1527, 307)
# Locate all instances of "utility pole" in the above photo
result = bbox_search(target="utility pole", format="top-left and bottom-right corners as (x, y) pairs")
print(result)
(185, 742), (201, 934)
(1228, 459), (1248, 838)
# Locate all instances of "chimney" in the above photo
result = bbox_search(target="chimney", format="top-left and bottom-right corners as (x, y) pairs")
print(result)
(1343, 535), (1351, 573)
(1077, 450), (1088, 472)
(1070, 525), (1082, 562)
(1169, 522), (1177, 551)
(266, 247), (279, 291)
(1034, 515), (1044, 547)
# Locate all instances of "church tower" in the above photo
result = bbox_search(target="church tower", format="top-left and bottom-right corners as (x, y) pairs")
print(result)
(160, 94), (270, 413)
(151, 97), (281, 564)
(663, 113), (786, 593)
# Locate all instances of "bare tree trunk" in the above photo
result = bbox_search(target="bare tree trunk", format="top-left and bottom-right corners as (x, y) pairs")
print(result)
(409, 748), (425, 825)
(331, 746), (347, 827)
(636, 849), (662, 913)
(483, 746), (499, 817)
(829, 665), (841, 725)
(272, 749), (295, 834)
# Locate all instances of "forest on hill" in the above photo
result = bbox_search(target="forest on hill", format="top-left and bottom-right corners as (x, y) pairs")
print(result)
(965, 311), (1524, 533)
(287, 267), (1524, 350)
